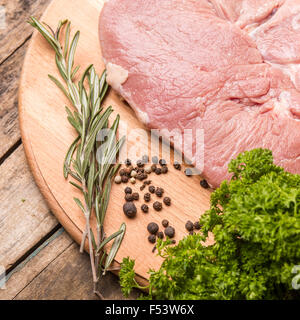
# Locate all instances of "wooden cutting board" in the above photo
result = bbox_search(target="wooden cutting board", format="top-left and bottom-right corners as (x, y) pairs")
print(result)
(18, 0), (212, 281)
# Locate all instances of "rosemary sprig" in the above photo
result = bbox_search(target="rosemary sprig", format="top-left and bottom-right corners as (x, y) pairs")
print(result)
(29, 17), (126, 298)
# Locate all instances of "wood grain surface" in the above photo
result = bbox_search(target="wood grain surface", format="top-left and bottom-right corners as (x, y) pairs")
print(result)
(0, 0), (135, 300)
(18, 0), (212, 281)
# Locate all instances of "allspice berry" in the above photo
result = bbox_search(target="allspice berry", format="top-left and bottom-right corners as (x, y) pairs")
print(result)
(185, 220), (194, 232)
(147, 222), (159, 234)
(153, 201), (162, 211)
(148, 234), (156, 244)
(164, 226), (175, 238)
(124, 187), (132, 194)
(163, 197), (171, 206)
(141, 204), (149, 213)
(144, 193), (151, 202)
(157, 231), (164, 239)
(162, 219), (169, 228)
(123, 202), (137, 218)
(132, 192), (139, 201)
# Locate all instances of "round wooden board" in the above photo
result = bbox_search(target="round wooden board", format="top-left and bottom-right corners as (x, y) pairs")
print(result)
(18, 0), (212, 281)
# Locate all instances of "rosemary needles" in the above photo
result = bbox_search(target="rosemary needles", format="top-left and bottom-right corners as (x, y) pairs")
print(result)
(29, 17), (126, 298)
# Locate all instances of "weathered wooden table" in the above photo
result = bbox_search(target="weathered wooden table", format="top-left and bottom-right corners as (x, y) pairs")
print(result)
(0, 0), (137, 300)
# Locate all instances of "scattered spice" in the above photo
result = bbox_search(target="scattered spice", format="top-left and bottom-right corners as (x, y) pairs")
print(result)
(184, 168), (193, 177)
(148, 234), (156, 244)
(152, 156), (159, 164)
(125, 194), (134, 202)
(131, 170), (137, 178)
(155, 168), (162, 175)
(185, 220), (194, 232)
(123, 202), (137, 218)
(141, 204), (149, 213)
(161, 166), (168, 174)
(144, 193), (151, 202)
(152, 245), (157, 253)
(173, 161), (181, 170)
(143, 180), (152, 185)
(145, 166), (152, 174)
(200, 179), (210, 189)
(121, 175), (129, 183)
(119, 169), (127, 176)
(140, 185), (146, 191)
(159, 159), (167, 166)
(162, 219), (169, 228)
(157, 231), (164, 239)
(194, 221), (201, 230)
(155, 187), (164, 197)
(136, 160), (144, 168)
(153, 201), (162, 211)
(164, 226), (175, 238)
(171, 240), (176, 244)
(147, 222), (159, 234)
(130, 177), (136, 184)
(124, 187), (132, 194)
(163, 197), (171, 206)
(148, 185), (156, 194)
(132, 192), (139, 201)
(114, 176), (122, 184)
(151, 164), (157, 172)
(125, 158), (132, 166)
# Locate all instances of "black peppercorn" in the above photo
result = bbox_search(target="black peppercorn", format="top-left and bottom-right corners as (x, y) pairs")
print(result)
(125, 159), (132, 166)
(155, 168), (162, 175)
(148, 234), (156, 244)
(136, 173), (144, 181)
(173, 161), (181, 170)
(159, 159), (167, 166)
(152, 156), (159, 164)
(140, 185), (146, 191)
(147, 222), (159, 234)
(148, 185), (155, 194)
(162, 219), (169, 228)
(142, 155), (149, 163)
(132, 192), (139, 201)
(185, 220), (194, 232)
(155, 187), (164, 197)
(136, 160), (144, 168)
(141, 204), (149, 213)
(153, 201), (162, 211)
(194, 221), (202, 230)
(119, 169), (127, 176)
(143, 180), (152, 185)
(163, 197), (171, 206)
(164, 226), (175, 238)
(123, 202), (137, 218)
(157, 231), (164, 239)
(125, 194), (133, 202)
(200, 179), (210, 189)
(144, 193), (151, 202)
(151, 164), (157, 172)
(121, 175), (129, 183)
(124, 187), (132, 194)
(184, 168), (193, 177)
(161, 166), (168, 174)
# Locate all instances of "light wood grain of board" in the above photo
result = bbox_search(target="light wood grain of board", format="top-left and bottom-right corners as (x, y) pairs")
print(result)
(0, 0), (52, 64)
(0, 145), (58, 270)
(19, 0), (212, 280)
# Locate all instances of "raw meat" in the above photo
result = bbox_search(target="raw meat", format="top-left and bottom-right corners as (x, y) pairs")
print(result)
(99, 0), (300, 188)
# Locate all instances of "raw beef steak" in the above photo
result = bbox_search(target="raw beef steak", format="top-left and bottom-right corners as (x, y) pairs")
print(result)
(99, 0), (300, 188)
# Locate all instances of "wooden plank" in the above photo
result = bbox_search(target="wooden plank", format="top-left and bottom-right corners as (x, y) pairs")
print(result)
(0, 145), (58, 270)
(19, 0), (212, 281)
(0, 43), (27, 159)
(0, 0), (52, 64)
(1, 228), (138, 300)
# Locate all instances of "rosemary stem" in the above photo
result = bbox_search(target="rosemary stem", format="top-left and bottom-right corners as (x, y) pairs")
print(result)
(80, 225), (88, 253)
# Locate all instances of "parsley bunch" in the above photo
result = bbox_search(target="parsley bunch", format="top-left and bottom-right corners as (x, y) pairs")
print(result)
(120, 149), (300, 300)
